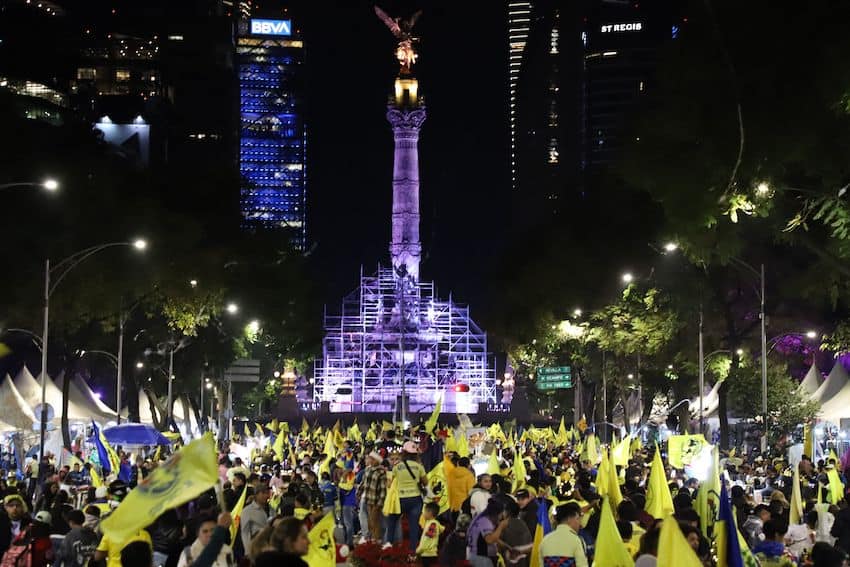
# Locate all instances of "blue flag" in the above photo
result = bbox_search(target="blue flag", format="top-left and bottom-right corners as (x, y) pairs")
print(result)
(118, 461), (132, 484)
(530, 498), (552, 567)
(719, 481), (745, 567)
(91, 421), (111, 474)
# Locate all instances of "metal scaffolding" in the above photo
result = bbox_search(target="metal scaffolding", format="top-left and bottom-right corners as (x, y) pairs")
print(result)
(314, 266), (495, 415)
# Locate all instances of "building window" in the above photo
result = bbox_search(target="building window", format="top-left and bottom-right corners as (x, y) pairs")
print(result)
(115, 69), (131, 82)
(76, 68), (96, 80)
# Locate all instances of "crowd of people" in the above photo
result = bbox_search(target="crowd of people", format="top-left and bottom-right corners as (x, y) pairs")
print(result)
(0, 421), (848, 567)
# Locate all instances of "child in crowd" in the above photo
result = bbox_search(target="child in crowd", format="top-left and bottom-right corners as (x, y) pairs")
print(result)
(416, 502), (443, 567)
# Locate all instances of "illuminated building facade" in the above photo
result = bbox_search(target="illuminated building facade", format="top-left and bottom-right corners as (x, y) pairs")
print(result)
(314, 59), (495, 416)
(510, 0), (679, 212)
(237, 18), (306, 249)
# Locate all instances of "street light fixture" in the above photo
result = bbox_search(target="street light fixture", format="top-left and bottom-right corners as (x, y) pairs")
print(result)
(132, 239), (147, 250)
(38, 239), (147, 467)
(806, 330), (818, 339)
(135, 361), (144, 369)
(226, 303), (239, 315)
(622, 273), (634, 284)
(573, 308), (582, 317)
(663, 242), (678, 253)
(0, 179), (60, 192)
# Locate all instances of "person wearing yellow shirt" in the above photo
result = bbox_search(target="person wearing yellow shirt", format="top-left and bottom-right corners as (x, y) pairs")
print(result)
(448, 457), (475, 516)
(94, 528), (152, 567)
(416, 502), (443, 567)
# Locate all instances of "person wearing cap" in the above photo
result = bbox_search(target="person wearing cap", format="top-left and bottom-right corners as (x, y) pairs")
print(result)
(22, 510), (54, 567)
(0, 494), (30, 554)
(357, 451), (387, 543)
(539, 503), (588, 567)
(385, 441), (428, 550)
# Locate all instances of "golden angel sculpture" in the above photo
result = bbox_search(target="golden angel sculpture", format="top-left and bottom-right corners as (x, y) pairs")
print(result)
(374, 5), (422, 74)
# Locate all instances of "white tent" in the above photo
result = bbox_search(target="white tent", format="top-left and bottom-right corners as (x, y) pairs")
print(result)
(121, 389), (161, 425)
(811, 362), (849, 405)
(690, 381), (721, 419)
(0, 376), (35, 432)
(818, 364), (850, 422)
(53, 372), (115, 422)
(173, 396), (201, 438)
(14, 366), (90, 421)
(73, 375), (118, 418)
(799, 363), (822, 397)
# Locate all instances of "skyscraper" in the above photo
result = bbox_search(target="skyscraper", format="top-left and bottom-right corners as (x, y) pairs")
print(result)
(237, 16), (307, 249)
(509, 0), (679, 213)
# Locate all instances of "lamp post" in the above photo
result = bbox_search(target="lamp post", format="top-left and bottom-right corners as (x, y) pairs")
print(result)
(38, 239), (146, 467)
(0, 179), (59, 192)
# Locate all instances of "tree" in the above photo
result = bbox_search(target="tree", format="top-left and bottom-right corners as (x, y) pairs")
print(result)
(727, 361), (819, 445)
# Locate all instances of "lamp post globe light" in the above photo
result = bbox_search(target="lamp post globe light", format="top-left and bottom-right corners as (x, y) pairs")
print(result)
(0, 178), (60, 192)
(38, 239), (147, 466)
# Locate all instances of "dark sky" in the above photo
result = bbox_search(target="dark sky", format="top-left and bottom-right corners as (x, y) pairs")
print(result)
(297, 1), (510, 308)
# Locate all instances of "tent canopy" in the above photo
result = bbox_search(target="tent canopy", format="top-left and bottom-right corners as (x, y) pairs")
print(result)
(98, 423), (170, 446)
(811, 362), (849, 405)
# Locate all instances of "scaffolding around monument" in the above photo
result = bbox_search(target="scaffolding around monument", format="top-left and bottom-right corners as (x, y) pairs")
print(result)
(314, 266), (496, 415)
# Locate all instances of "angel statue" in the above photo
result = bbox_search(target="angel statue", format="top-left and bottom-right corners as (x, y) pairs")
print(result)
(374, 5), (422, 74)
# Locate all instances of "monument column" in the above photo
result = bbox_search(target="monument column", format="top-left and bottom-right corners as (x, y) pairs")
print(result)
(387, 78), (426, 281)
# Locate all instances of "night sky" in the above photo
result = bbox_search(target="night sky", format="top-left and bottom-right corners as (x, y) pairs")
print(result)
(297, 1), (510, 308)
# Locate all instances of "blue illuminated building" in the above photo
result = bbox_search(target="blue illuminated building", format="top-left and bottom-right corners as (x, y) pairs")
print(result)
(237, 18), (306, 249)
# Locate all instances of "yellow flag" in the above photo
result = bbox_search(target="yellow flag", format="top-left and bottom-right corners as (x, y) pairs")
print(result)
(348, 422), (362, 443)
(424, 394), (442, 434)
(101, 433), (218, 545)
(667, 434), (707, 469)
(304, 509), (336, 567)
(333, 429), (346, 451)
(827, 467), (844, 505)
(273, 431), (286, 461)
(269, 418), (279, 433)
(657, 512), (702, 567)
(513, 452), (527, 491)
(428, 461), (450, 515)
(97, 425), (121, 476)
(487, 451), (500, 475)
(645, 445), (674, 519)
(229, 485), (247, 543)
(301, 418), (309, 434)
(694, 446), (719, 538)
(382, 420), (393, 432)
(243, 423), (250, 437)
(803, 423), (813, 459)
(323, 431), (335, 459)
(457, 432), (470, 458)
(583, 432), (599, 465)
(90, 464), (103, 488)
(445, 429), (458, 454)
(607, 448), (623, 511)
(611, 435), (631, 467)
(597, 451), (610, 499)
(593, 497), (634, 567)
(790, 464), (804, 525)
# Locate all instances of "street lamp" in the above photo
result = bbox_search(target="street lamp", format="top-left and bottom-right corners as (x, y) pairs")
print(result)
(226, 303), (239, 314)
(663, 242), (678, 253)
(573, 308), (582, 317)
(38, 240), (146, 467)
(622, 273), (634, 284)
(0, 179), (59, 192)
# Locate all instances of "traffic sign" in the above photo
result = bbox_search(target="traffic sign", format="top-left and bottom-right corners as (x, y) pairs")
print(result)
(538, 380), (572, 391)
(536, 366), (572, 390)
(225, 359), (261, 383)
(538, 366), (571, 376)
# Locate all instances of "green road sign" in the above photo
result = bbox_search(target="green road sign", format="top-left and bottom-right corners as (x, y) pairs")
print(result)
(537, 379), (572, 390)
(538, 366), (571, 376)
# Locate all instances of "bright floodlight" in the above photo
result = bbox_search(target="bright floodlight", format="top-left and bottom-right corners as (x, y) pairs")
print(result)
(226, 303), (239, 314)
(663, 242), (678, 252)
(622, 273), (634, 284)
(189, 279), (198, 287)
(42, 179), (59, 191)
(132, 238), (147, 250)
(806, 330), (817, 339)
(135, 361), (144, 369)
(573, 308), (582, 317)
(756, 181), (771, 195)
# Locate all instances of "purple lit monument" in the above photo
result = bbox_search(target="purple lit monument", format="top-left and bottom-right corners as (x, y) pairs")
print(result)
(311, 9), (495, 417)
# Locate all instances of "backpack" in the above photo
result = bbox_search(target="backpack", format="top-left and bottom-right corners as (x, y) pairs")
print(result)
(1, 539), (32, 567)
